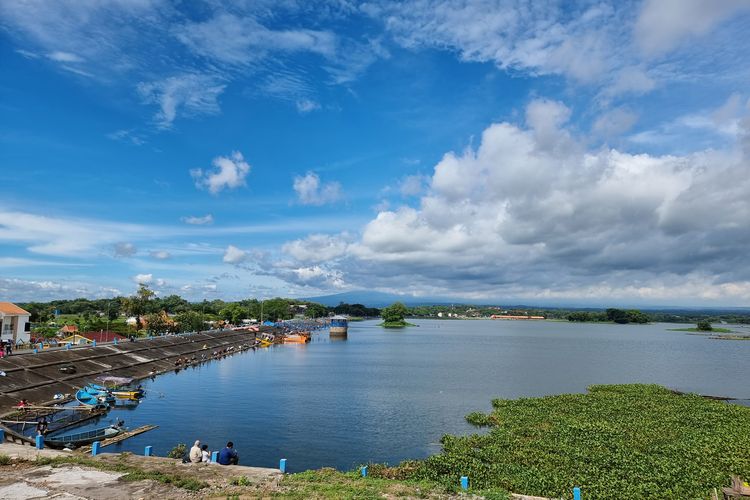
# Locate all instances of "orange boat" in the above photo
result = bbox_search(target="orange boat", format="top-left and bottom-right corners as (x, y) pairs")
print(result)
(283, 333), (311, 344)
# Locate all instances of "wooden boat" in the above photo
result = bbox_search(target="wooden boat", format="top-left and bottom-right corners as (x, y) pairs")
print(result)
(88, 382), (144, 400)
(111, 390), (143, 400)
(258, 333), (274, 347)
(283, 333), (311, 344)
(45, 423), (123, 448)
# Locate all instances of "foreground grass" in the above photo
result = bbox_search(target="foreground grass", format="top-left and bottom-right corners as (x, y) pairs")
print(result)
(413, 384), (750, 499)
(272, 468), (477, 499)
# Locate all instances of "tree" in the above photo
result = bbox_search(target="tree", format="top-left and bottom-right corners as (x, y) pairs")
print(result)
(123, 284), (155, 331)
(305, 303), (328, 318)
(145, 312), (171, 334)
(696, 320), (713, 331)
(606, 308), (629, 324)
(175, 311), (204, 333)
(381, 302), (408, 324)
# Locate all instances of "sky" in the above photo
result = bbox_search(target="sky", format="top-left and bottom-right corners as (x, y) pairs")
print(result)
(1, 0), (750, 307)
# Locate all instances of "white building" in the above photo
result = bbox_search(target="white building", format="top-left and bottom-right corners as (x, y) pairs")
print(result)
(0, 302), (31, 344)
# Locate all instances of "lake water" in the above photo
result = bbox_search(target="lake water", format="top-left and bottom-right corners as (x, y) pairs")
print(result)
(82, 319), (750, 472)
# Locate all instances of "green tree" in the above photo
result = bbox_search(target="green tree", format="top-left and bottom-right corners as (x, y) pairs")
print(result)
(382, 302), (408, 323)
(123, 284), (155, 330)
(696, 320), (713, 331)
(145, 312), (171, 334)
(175, 311), (204, 332)
(305, 302), (328, 318)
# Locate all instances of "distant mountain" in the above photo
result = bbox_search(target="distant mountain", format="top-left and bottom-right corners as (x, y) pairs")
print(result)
(302, 290), (466, 308)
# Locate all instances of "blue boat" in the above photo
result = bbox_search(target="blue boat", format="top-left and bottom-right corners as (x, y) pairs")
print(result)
(45, 422), (124, 448)
(75, 389), (114, 408)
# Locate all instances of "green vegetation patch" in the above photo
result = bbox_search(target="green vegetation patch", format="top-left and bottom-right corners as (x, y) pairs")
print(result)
(414, 384), (750, 499)
(273, 468), (456, 499)
(670, 327), (733, 333)
(379, 320), (418, 328)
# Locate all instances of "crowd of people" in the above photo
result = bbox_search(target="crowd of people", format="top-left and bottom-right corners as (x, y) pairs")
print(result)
(187, 440), (239, 465)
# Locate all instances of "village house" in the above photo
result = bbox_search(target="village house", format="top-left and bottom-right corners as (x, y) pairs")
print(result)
(0, 302), (31, 344)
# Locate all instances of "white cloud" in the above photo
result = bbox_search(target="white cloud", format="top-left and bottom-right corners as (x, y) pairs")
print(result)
(282, 234), (349, 262)
(137, 74), (226, 129)
(149, 250), (171, 260)
(132, 273), (153, 284)
(399, 174), (429, 197)
(293, 172), (342, 205)
(46, 51), (83, 63)
(191, 151), (250, 195)
(635, 0), (750, 56)
(270, 97), (750, 304)
(223, 245), (248, 264)
(181, 214), (214, 225)
(113, 242), (137, 258)
(296, 99), (321, 113)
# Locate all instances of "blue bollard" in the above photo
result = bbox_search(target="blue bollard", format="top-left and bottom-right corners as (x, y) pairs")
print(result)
(211, 451), (219, 463)
(145, 446), (153, 456)
(38, 343), (43, 350)
(92, 340), (97, 347)
(113, 338), (118, 345)
(361, 465), (368, 477)
(573, 487), (581, 500)
(33, 349), (38, 354)
(35, 435), (44, 450)
(92, 441), (101, 456)
(279, 458), (287, 473)
(66, 343), (71, 350)
(0, 429), (4, 442)
(460, 476), (469, 491)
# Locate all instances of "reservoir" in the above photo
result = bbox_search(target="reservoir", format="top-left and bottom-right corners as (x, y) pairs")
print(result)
(86, 319), (750, 472)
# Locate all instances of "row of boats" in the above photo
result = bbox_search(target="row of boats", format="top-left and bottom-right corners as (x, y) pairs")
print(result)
(75, 382), (145, 408)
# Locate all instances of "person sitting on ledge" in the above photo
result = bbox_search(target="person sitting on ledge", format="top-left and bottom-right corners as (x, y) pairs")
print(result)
(217, 441), (239, 465)
(189, 440), (202, 463)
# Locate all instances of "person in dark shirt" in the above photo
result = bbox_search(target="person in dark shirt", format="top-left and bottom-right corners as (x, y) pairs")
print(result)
(36, 417), (48, 436)
(217, 441), (239, 465)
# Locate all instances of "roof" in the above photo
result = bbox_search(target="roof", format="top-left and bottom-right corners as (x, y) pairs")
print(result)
(80, 331), (126, 343)
(59, 324), (78, 333)
(0, 302), (30, 316)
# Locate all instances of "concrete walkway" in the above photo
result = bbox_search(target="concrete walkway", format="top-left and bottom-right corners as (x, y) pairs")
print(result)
(0, 443), (282, 499)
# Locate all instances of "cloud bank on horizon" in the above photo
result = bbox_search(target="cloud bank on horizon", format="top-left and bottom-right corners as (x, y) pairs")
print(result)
(1, 0), (749, 306)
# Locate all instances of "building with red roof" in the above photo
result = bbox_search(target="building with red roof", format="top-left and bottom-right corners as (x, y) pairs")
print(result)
(80, 331), (126, 343)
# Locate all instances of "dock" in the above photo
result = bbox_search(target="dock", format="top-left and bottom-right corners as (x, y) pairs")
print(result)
(0, 329), (258, 415)
(78, 424), (158, 453)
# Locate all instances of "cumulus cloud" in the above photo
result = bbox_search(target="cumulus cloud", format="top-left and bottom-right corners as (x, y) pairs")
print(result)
(149, 250), (171, 260)
(181, 214), (214, 225)
(273, 97), (750, 304)
(191, 151), (250, 194)
(113, 242), (137, 258)
(137, 74), (226, 129)
(223, 245), (249, 264)
(293, 172), (342, 205)
(399, 174), (429, 197)
(0, 277), (120, 302)
(132, 273), (153, 284)
(592, 107), (639, 138)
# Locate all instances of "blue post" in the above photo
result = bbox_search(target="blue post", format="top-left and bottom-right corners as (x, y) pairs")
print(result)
(66, 343), (71, 350)
(361, 465), (368, 477)
(460, 476), (469, 491)
(35, 435), (44, 450)
(33, 349), (38, 354)
(144, 445), (153, 456)
(113, 338), (118, 345)
(279, 458), (287, 473)
(92, 340), (97, 347)
(573, 487), (581, 500)
(211, 451), (219, 463)
(38, 342), (43, 350)
(0, 429), (4, 442)
(92, 441), (101, 456)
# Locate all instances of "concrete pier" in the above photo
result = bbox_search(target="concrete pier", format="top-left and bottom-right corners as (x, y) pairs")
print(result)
(0, 330), (256, 414)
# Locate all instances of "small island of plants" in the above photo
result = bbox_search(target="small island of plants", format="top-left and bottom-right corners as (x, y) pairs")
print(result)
(379, 302), (416, 328)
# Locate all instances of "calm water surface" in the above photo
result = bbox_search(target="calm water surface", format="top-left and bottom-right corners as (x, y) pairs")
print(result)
(88, 320), (749, 472)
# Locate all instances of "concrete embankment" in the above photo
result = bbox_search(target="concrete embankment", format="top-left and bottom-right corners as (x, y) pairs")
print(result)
(0, 330), (257, 414)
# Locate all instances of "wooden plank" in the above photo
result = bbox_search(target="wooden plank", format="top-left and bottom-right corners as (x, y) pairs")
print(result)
(78, 424), (158, 453)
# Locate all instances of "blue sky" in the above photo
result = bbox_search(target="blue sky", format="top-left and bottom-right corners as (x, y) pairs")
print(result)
(1, 0), (750, 306)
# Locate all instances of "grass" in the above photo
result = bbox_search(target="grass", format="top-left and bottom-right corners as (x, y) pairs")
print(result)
(34, 455), (208, 491)
(379, 320), (417, 328)
(272, 468), (459, 499)
(412, 384), (750, 499)
(670, 327), (733, 333)
(0, 454), (11, 466)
